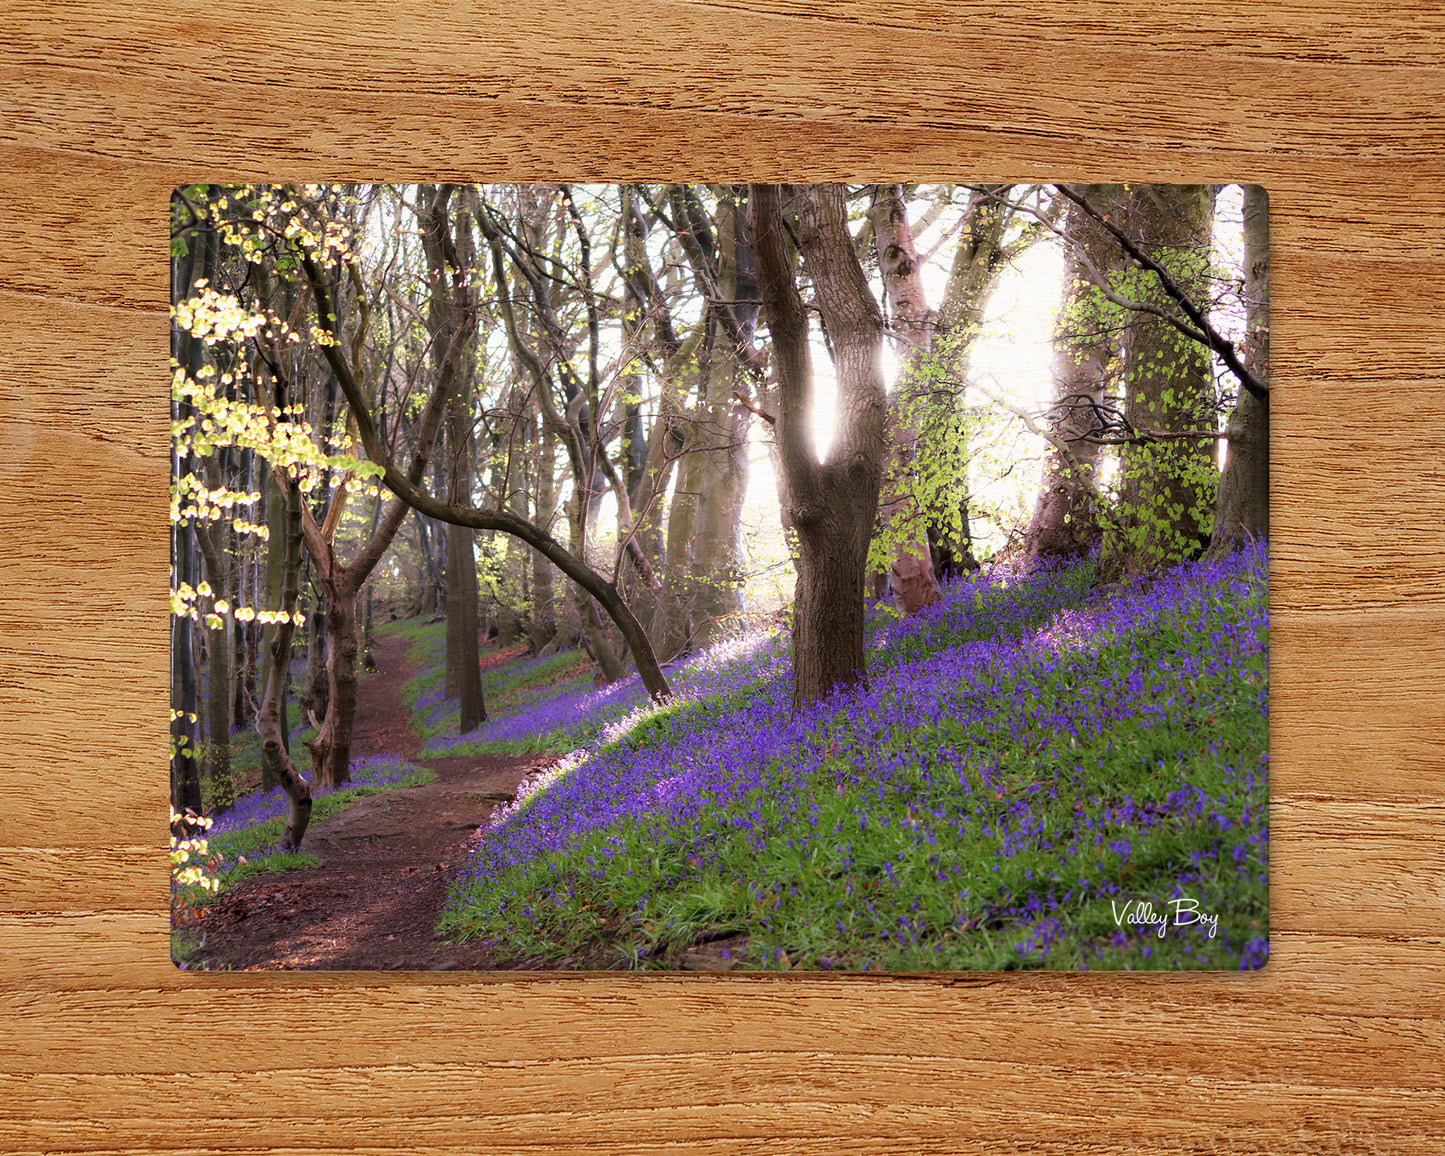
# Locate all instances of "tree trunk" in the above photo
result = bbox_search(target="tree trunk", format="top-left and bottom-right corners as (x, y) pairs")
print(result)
(425, 185), (486, 733)
(529, 417), (558, 650)
(170, 214), (207, 814)
(1100, 184), (1219, 579)
(258, 460), (295, 787)
(928, 184), (1044, 573)
(203, 592), (232, 791)
(869, 185), (943, 614)
(750, 183), (888, 707)
(256, 478), (313, 851)
(302, 595), (329, 725)
(687, 418), (748, 648)
(192, 461), (233, 796)
(1206, 184), (1269, 559)
(614, 185), (664, 632)
(686, 190), (754, 647)
(308, 573), (360, 788)
(447, 520), (485, 730)
(170, 518), (202, 816)
(654, 438), (701, 660)
(232, 493), (258, 730)
(415, 513), (442, 616)
(1024, 187), (1122, 563)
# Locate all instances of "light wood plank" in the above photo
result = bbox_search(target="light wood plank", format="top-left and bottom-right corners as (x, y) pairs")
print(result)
(3, 0), (1444, 1149)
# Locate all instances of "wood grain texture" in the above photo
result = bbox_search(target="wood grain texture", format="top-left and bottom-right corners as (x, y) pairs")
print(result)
(2, 1), (1442, 1151)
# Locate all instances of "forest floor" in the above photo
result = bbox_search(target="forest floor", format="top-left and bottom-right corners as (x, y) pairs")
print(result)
(190, 633), (553, 971)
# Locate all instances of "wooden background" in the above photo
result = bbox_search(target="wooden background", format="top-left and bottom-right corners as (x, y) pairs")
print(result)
(3, 1), (1443, 1151)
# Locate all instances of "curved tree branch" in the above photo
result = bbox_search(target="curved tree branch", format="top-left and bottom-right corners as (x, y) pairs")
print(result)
(300, 247), (673, 704)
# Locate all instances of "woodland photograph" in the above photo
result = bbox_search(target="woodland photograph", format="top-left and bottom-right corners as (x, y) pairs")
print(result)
(169, 181), (1269, 973)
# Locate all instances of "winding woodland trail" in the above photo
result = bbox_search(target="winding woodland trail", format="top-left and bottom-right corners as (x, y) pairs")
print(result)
(190, 631), (551, 971)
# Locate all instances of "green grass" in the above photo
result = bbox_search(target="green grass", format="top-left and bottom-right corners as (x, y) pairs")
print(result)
(389, 616), (597, 756)
(435, 550), (1269, 971)
(205, 767), (436, 860)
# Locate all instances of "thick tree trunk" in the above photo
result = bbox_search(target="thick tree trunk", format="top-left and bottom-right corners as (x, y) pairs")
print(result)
(1206, 184), (1269, 559)
(751, 183), (888, 707)
(687, 414), (748, 649)
(1100, 184), (1219, 580)
(302, 597), (329, 725)
(927, 185), (1044, 574)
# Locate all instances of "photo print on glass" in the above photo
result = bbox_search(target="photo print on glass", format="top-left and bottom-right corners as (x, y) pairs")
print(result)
(170, 182), (1268, 972)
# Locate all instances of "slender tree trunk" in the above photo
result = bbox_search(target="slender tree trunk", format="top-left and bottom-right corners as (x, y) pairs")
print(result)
(415, 513), (442, 616)
(423, 185), (485, 732)
(232, 475), (256, 730)
(869, 185), (943, 614)
(203, 588), (231, 792)
(190, 460), (235, 796)
(170, 219), (206, 814)
(258, 462), (294, 786)
(615, 185), (664, 631)
(687, 191), (753, 646)
(655, 448), (701, 660)
(256, 478), (313, 851)
(495, 394), (532, 651)
(303, 592), (329, 725)
(170, 518), (202, 815)
(1024, 187), (1122, 563)
(530, 417), (558, 650)
(1206, 184), (1269, 559)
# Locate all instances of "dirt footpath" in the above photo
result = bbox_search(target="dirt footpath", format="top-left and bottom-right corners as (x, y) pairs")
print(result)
(188, 634), (550, 971)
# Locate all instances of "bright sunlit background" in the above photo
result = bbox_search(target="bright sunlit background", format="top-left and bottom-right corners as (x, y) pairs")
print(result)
(591, 184), (1248, 622)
